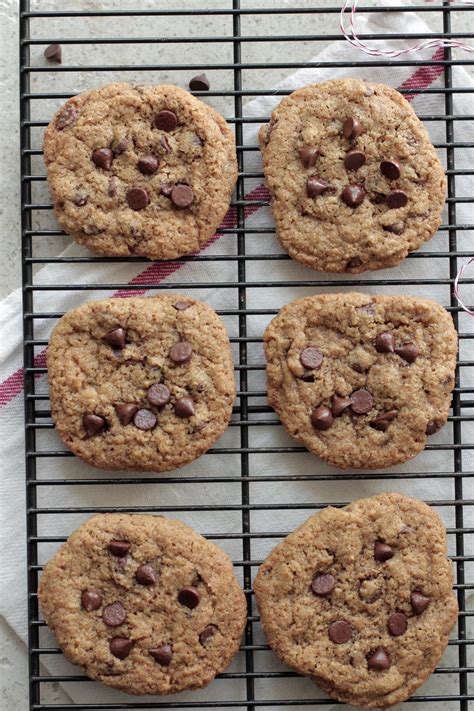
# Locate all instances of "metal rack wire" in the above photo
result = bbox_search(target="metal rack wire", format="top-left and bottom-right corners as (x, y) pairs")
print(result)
(19, 1), (473, 710)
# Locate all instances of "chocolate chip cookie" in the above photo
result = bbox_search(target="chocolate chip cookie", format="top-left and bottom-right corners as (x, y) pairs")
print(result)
(259, 78), (446, 273)
(47, 295), (235, 471)
(43, 83), (237, 259)
(38, 513), (247, 695)
(254, 493), (458, 709)
(264, 293), (457, 469)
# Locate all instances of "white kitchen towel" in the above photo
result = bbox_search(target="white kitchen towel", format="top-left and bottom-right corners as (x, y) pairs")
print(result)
(1, 3), (473, 709)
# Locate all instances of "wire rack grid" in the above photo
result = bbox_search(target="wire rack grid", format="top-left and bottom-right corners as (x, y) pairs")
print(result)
(19, 2), (473, 710)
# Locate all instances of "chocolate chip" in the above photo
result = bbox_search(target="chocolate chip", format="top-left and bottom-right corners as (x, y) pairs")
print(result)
(311, 406), (334, 431)
(199, 624), (218, 645)
(155, 110), (178, 132)
(173, 300), (192, 311)
(175, 397), (195, 418)
(311, 573), (335, 596)
(81, 590), (102, 611)
(83, 413), (107, 437)
(332, 394), (352, 417)
(367, 647), (391, 671)
(147, 384), (170, 407)
(135, 564), (157, 586)
(74, 193), (88, 207)
(103, 327), (126, 350)
(169, 341), (193, 364)
(375, 332), (394, 354)
(108, 540), (130, 557)
(133, 408), (157, 431)
(107, 402), (131, 426)
(299, 146), (319, 168)
(343, 117), (363, 140)
(388, 612), (407, 637)
(307, 177), (334, 198)
(44, 43), (62, 63)
(370, 410), (398, 432)
(351, 363), (365, 374)
(149, 645), (172, 665)
(55, 105), (77, 130)
(347, 257), (362, 270)
(126, 187), (149, 211)
(171, 184), (194, 208)
(350, 389), (373, 415)
(342, 184), (366, 208)
(380, 159), (401, 180)
(386, 190), (408, 209)
(300, 347), (323, 370)
(374, 541), (394, 562)
(383, 222), (404, 235)
(395, 342), (418, 363)
(178, 586), (200, 608)
(108, 177), (119, 197)
(411, 590), (431, 615)
(328, 620), (353, 644)
(160, 135), (172, 153)
(138, 155), (159, 175)
(370, 191), (387, 205)
(358, 303), (375, 315)
(102, 602), (126, 627)
(112, 137), (128, 156)
(92, 148), (113, 171)
(344, 150), (366, 171)
(189, 73), (210, 91)
(426, 419), (440, 435)
(110, 637), (132, 659)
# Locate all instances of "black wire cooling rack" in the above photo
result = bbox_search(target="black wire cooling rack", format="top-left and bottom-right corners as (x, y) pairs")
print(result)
(19, 1), (473, 710)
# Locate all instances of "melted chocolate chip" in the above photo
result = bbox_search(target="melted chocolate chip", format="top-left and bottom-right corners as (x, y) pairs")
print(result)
(108, 540), (130, 557)
(115, 403), (139, 426)
(74, 192), (88, 206)
(147, 384), (171, 408)
(112, 137), (128, 156)
(138, 155), (159, 175)
(344, 149), (366, 171)
(426, 419), (440, 435)
(311, 406), (334, 431)
(328, 620), (353, 644)
(311, 573), (335, 596)
(411, 590), (431, 615)
(102, 601), (126, 627)
(173, 300), (192, 310)
(342, 184), (366, 208)
(374, 541), (394, 562)
(383, 222), (404, 235)
(81, 590), (102, 611)
(370, 410), (398, 432)
(395, 342), (418, 363)
(135, 564), (157, 586)
(386, 190), (408, 209)
(199, 624), (218, 645)
(160, 135), (172, 153)
(332, 394), (352, 417)
(367, 647), (391, 671)
(108, 177), (119, 197)
(149, 645), (172, 665)
(380, 159), (401, 180)
(133, 409), (157, 431)
(178, 586), (200, 608)
(174, 397), (195, 418)
(350, 389), (373, 415)
(110, 637), (132, 659)
(103, 327), (126, 350)
(126, 187), (149, 211)
(343, 117), (363, 141)
(169, 341), (193, 364)
(155, 110), (178, 132)
(300, 347), (323, 370)
(388, 612), (407, 637)
(171, 184), (194, 208)
(189, 73), (210, 91)
(83, 413), (107, 437)
(347, 257), (362, 270)
(55, 105), (77, 130)
(299, 146), (319, 168)
(375, 332), (394, 354)
(92, 148), (113, 171)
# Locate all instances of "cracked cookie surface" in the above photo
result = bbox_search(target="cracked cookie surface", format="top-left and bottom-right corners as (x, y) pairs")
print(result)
(38, 513), (247, 695)
(47, 295), (235, 471)
(259, 78), (446, 273)
(264, 292), (457, 469)
(44, 83), (237, 260)
(254, 493), (458, 709)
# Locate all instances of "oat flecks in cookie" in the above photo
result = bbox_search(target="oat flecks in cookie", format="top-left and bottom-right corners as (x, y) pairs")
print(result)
(254, 493), (458, 709)
(46, 295), (236, 471)
(259, 78), (446, 273)
(43, 83), (237, 260)
(38, 513), (247, 696)
(263, 293), (457, 469)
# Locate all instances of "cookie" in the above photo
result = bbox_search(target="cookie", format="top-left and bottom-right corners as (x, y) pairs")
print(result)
(259, 78), (446, 273)
(38, 513), (247, 695)
(47, 295), (235, 471)
(43, 83), (237, 260)
(254, 493), (458, 709)
(264, 292), (456, 469)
